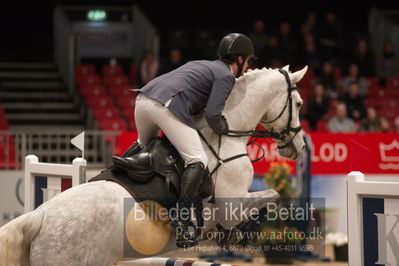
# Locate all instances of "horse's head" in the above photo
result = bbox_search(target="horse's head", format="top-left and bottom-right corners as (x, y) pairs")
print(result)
(261, 65), (308, 160)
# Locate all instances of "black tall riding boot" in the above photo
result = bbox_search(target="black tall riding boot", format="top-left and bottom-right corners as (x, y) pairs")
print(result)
(112, 141), (145, 168)
(174, 162), (206, 248)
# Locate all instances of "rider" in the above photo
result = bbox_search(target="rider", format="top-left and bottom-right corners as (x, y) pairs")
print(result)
(117, 33), (255, 247)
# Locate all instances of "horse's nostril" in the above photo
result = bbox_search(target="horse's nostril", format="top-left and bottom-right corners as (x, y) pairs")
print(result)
(301, 145), (305, 151)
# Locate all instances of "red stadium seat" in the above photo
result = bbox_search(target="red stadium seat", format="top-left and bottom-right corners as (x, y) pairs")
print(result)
(108, 85), (137, 98)
(122, 109), (137, 130)
(116, 96), (136, 110)
(76, 74), (102, 87)
(86, 96), (115, 108)
(364, 98), (383, 110)
(0, 107), (4, 117)
(80, 85), (107, 97)
(366, 77), (380, 89)
(122, 107), (134, 118)
(75, 64), (96, 77)
(380, 99), (399, 119)
(99, 118), (127, 131)
(0, 135), (16, 168)
(386, 89), (399, 98)
(102, 64), (124, 76)
(104, 75), (129, 87)
(92, 107), (121, 120)
(368, 88), (386, 99)
(387, 77), (399, 89)
(382, 98), (399, 108)
(0, 119), (9, 130)
(129, 64), (139, 85)
(380, 108), (399, 120)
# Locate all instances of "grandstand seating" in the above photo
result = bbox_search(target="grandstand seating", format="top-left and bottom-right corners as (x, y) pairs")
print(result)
(75, 64), (96, 77)
(76, 63), (137, 130)
(72, 62), (399, 134)
(102, 64), (124, 76)
(0, 62), (87, 129)
(99, 118), (128, 131)
(0, 119), (9, 130)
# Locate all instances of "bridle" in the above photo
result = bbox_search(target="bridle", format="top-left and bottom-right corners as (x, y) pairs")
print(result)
(259, 69), (302, 148)
(225, 69), (302, 148)
(198, 69), (303, 178)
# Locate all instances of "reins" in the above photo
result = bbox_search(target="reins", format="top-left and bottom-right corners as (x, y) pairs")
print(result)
(198, 69), (302, 178)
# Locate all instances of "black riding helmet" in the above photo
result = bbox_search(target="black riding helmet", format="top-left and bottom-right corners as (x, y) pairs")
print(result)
(217, 33), (256, 77)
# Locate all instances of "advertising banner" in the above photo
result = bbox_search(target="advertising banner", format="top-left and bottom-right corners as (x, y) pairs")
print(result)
(116, 132), (399, 175)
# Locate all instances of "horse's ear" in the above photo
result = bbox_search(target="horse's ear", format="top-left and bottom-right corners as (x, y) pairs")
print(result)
(290, 65), (308, 84)
(282, 65), (290, 72)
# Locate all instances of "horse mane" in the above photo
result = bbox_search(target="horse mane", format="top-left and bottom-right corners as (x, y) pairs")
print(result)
(234, 67), (279, 91)
(236, 67), (274, 83)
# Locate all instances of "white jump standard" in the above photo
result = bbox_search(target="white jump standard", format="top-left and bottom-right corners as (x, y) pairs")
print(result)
(24, 155), (86, 212)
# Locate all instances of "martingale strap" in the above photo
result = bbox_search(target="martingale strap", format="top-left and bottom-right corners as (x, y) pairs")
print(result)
(197, 130), (253, 177)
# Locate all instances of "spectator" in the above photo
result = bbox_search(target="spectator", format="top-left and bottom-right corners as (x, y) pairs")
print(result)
(259, 35), (287, 68)
(340, 81), (366, 120)
(317, 61), (339, 98)
(360, 106), (380, 132)
(342, 63), (368, 96)
(159, 48), (184, 75)
(299, 32), (321, 71)
(138, 51), (159, 86)
(394, 114), (399, 132)
(248, 19), (268, 53)
(327, 102), (357, 133)
(318, 12), (344, 63)
(376, 40), (399, 79)
(351, 39), (376, 77)
(306, 82), (330, 130)
(379, 117), (392, 132)
(301, 11), (317, 35)
(278, 21), (298, 65)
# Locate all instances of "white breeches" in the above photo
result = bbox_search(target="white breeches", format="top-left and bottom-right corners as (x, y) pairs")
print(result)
(134, 94), (208, 167)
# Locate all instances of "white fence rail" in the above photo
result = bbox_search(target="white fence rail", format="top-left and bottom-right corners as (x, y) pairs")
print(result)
(24, 155), (86, 213)
(0, 130), (120, 169)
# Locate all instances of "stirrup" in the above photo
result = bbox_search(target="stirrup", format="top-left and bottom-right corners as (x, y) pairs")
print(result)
(173, 220), (198, 248)
(176, 236), (197, 248)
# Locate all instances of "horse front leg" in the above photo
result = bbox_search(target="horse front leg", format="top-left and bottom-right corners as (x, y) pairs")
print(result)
(213, 159), (280, 230)
(214, 189), (279, 230)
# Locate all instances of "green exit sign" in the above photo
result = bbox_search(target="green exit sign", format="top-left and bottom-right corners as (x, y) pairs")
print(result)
(87, 10), (107, 21)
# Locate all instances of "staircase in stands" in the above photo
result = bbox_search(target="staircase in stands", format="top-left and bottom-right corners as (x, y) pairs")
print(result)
(0, 62), (89, 129)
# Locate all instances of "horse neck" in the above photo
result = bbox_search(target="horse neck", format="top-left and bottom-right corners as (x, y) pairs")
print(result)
(223, 69), (279, 131)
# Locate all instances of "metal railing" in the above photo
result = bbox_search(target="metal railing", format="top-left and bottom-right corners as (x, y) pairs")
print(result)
(0, 130), (120, 169)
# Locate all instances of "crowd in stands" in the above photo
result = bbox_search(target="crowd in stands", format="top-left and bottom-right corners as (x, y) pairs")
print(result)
(75, 11), (399, 133)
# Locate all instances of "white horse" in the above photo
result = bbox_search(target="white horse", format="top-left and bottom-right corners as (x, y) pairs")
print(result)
(0, 65), (307, 266)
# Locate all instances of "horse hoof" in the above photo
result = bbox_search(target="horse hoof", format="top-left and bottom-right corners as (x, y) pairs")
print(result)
(176, 238), (197, 248)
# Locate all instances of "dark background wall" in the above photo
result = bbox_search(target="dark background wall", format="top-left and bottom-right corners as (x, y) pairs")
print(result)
(0, 0), (398, 61)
